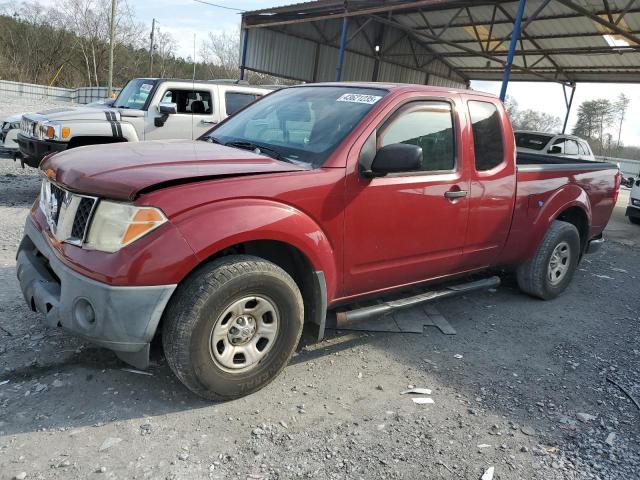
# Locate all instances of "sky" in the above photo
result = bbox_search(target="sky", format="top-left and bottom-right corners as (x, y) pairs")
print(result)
(5, 0), (640, 146)
(472, 81), (640, 146)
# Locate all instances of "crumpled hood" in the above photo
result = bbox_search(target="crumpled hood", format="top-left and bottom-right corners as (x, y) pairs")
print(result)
(26, 106), (117, 123)
(40, 140), (306, 201)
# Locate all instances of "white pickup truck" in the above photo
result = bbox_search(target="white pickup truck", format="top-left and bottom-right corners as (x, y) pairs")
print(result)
(515, 130), (596, 161)
(627, 175), (640, 225)
(17, 78), (273, 167)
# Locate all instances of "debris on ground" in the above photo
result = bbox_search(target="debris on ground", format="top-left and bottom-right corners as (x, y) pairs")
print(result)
(400, 387), (432, 395)
(98, 437), (122, 452)
(412, 397), (434, 405)
(121, 367), (153, 376)
(481, 466), (495, 480)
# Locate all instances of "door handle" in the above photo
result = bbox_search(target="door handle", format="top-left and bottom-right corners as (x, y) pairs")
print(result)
(444, 190), (468, 199)
(200, 120), (217, 125)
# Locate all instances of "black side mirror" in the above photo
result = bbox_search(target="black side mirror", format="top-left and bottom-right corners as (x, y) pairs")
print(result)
(366, 143), (422, 177)
(548, 145), (562, 154)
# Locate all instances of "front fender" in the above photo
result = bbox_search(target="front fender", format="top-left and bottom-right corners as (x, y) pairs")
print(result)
(172, 198), (339, 301)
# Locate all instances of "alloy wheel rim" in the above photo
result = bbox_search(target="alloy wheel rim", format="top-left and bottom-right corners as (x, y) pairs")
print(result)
(209, 295), (279, 372)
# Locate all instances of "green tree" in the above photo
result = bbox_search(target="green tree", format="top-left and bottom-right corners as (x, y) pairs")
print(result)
(572, 98), (615, 155)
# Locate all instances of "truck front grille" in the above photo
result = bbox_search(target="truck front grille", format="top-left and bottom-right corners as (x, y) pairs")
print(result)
(40, 179), (97, 245)
(71, 197), (96, 239)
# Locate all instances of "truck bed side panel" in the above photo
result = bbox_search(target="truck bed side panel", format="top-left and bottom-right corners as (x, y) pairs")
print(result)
(498, 166), (618, 266)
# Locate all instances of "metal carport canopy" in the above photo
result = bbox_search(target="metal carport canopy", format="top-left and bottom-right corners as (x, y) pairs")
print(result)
(239, 0), (640, 91)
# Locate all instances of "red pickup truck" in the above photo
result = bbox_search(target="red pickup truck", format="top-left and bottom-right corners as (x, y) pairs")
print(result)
(17, 83), (620, 400)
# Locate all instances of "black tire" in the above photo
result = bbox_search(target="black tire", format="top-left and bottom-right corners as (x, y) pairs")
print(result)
(162, 255), (304, 400)
(629, 216), (640, 225)
(516, 220), (581, 300)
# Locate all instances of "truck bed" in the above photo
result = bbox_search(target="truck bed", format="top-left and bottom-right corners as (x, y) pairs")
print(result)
(516, 151), (616, 172)
(498, 151), (619, 267)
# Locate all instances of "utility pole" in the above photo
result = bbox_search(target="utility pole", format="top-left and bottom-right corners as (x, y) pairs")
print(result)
(149, 18), (156, 76)
(107, 0), (116, 97)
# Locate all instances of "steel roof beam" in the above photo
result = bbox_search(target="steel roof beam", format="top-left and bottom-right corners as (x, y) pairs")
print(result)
(243, 0), (489, 29)
(387, 46), (640, 57)
(489, 0), (552, 52)
(419, 30), (640, 46)
(615, 0), (636, 25)
(555, 0), (640, 46)
(367, 13), (568, 85)
(465, 7), (486, 52)
(458, 66), (640, 71)
(367, 13), (470, 82)
(495, 3), (571, 82)
(412, 6), (640, 31)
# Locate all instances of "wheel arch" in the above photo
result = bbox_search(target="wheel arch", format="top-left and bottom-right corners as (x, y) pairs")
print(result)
(167, 197), (338, 341)
(166, 239), (328, 343)
(555, 205), (590, 253)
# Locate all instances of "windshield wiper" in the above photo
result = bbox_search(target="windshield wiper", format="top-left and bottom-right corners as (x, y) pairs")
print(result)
(205, 135), (223, 145)
(224, 141), (288, 162)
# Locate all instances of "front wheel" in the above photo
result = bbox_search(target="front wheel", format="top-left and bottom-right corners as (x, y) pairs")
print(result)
(516, 221), (581, 300)
(162, 255), (304, 400)
(629, 215), (640, 225)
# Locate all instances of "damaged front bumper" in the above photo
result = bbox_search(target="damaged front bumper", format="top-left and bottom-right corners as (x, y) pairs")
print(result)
(16, 217), (176, 368)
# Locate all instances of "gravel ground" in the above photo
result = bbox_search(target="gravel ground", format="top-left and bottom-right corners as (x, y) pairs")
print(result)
(0, 103), (639, 480)
(0, 96), (66, 119)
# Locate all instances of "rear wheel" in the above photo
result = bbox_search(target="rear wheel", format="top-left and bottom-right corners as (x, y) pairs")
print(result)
(516, 221), (581, 300)
(162, 255), (304, 400)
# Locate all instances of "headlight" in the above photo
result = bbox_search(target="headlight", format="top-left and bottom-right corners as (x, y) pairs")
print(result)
(85, 200), (167, 253)
(40, 122), (71, 140)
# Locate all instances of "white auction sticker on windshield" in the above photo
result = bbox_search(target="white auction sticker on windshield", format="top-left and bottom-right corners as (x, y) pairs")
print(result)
(336, 93), (382, 104)
(140, 83), (153, 92)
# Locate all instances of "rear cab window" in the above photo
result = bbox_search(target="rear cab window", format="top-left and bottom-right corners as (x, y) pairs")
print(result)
(515, 132), (552, 151)
(225, 92), (261, 116)
(468, 100), (504, 171)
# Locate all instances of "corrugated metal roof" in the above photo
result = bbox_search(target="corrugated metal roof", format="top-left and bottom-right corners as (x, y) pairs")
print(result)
(241, 0), (640, 85)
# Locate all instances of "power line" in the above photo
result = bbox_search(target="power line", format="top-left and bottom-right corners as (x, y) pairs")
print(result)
(192, 0), (245, 12)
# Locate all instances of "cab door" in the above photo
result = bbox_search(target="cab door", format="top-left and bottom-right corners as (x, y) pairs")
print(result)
(144, 85), (194, 140)
(191, 87), (218, 139)
(462, 99), (517, 269)
(343, 97), (471, 297)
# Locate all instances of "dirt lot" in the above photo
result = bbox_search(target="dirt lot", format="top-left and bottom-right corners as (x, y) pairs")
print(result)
(0, 152), (639, 479)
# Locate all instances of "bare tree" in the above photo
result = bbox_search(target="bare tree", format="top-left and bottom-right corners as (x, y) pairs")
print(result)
(200, 29), (240, 79)
(504, 97), (561, 132)
(614, 93), (630, 151)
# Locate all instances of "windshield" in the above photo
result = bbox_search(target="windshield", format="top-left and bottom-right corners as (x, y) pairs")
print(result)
(204, 86), (388, 166)
(515, 132), (553, 151)
(113, 79), (157, 110)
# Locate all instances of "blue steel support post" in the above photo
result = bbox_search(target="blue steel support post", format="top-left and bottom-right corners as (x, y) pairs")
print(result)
(336, 17), (349, 81)
(239, 29), (249, 81)
(499, 0), (526, 101)
(562, 84), (576, 134)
